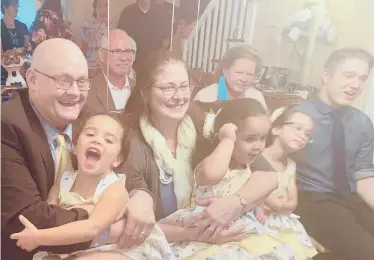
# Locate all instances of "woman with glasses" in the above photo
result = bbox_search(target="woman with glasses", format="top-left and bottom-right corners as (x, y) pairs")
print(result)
(122, 51), (281, 256)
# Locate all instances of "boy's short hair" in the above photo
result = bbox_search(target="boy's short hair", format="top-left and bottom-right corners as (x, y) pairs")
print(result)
(324, 48), (373, 73)
(1, 0), (19, 14)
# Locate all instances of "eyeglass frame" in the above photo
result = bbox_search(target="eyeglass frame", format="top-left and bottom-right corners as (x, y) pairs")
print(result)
(153, 84), (194, 98)
(32, 68), (92, 91)
(100, 48), (136, 58)
(284, 121), (313, 142)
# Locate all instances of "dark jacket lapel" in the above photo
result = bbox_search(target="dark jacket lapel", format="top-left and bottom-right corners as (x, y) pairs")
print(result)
(19, 90), (55, 188)
(93, 72), (116, 112)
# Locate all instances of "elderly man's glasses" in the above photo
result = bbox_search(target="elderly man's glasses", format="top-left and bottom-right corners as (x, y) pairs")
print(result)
(33, 69), (92, 91)
(153, 84), (193, 98)
(101, 48), (136, 59)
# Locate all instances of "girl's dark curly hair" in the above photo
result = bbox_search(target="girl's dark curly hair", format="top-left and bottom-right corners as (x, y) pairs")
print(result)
(192, 98), (268, 168)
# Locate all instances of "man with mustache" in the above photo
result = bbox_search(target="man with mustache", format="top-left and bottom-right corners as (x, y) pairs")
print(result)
(292, 48), (374, 260)
(86, 29), (136, 113)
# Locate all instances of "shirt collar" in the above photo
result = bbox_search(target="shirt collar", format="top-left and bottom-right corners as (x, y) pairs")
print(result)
(104, 73), (130, 91)
(312, 97), (349, 116)
(30, 100), (73, 147)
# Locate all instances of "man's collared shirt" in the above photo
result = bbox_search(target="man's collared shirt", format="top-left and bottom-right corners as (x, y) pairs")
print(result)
(292, 97), (374, 194)
(30, 101), (73, 165)
(104, 74), (131, 110)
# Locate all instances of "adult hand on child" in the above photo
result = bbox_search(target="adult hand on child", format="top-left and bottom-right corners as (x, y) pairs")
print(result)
(118, 190), (155, 249)
(194, 224), (246, 244)
(218, 123), (237, 142)
(10, 215), (40, 252)
(186, 195), (243, 237)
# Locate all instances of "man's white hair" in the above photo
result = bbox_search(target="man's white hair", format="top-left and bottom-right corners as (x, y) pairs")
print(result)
(100, 29), (137, 51)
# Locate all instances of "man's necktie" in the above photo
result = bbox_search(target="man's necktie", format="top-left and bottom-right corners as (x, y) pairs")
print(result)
(331, 111), (351, 196)
(55, 134), (73, 183)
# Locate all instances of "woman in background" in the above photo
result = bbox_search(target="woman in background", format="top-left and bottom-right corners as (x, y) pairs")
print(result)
(30, 0), (74, 50)
(194, 45), (267, 110)
(81, 0), (110, 78)
(1, 0), (30, 52)
(1, 0), (30, 85)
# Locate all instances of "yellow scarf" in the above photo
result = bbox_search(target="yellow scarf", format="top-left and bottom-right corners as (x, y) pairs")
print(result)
(140, 113), (196, 209)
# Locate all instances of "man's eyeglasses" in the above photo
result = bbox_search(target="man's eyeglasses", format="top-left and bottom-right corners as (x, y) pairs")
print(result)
(33, 69), (92, 91)
(153, 84), (193, 98)
(101, 48), (136, 59)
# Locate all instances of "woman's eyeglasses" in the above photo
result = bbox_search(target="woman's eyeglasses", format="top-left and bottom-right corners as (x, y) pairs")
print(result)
(153, 84), (193, 98)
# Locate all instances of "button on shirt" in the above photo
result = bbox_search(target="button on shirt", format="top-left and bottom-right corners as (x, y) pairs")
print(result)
(292, 98), (374, 194)
(105, 74), (131, 110)
(31, 101), (73, 165)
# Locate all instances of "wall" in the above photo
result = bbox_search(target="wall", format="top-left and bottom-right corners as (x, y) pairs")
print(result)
(251, 0), (374, 108)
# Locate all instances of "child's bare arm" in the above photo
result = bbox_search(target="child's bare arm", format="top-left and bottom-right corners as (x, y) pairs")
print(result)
(47, 184), (59, 205)
(10, 181), (129, 250)
(264, 176), (297, 215)
(195, 123), (237, 186)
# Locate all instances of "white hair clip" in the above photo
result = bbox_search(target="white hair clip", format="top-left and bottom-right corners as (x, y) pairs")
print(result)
(270, 107), (286, 123)
(203, 108), (222, 140)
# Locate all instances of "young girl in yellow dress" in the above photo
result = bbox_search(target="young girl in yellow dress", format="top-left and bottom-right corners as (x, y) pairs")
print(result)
(159, 98), (297, 259)
(252, 107), (317, 260)
(10, 114), (174, 260)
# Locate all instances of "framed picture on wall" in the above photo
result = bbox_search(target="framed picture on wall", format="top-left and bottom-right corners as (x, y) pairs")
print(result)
(255, 66), (268, 84)
(259, 66), (290, 89)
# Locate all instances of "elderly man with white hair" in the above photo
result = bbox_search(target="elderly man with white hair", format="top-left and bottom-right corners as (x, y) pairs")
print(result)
(85, 29), (137, 113)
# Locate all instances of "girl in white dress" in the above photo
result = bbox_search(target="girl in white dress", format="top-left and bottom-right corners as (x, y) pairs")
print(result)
(10, 114), (174, 260)
(252, 107), (317, 260)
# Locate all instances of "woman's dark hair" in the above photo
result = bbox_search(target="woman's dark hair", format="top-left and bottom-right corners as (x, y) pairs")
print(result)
(1, 0), (18, 14)
(74, 113), (131, 170)
(214, 44), (263, 80)
(266, 106), (300, 147)
(124, 50), (189, 129)
(192, 98), (268, 167)
(39, 0), (63, 19)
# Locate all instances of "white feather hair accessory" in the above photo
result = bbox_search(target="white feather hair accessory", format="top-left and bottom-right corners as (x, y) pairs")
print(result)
(270, 107), (286, 123)
(203, 108), (222, 140)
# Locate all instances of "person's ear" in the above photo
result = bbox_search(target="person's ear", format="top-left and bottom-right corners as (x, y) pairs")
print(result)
(271, 127), (281, 137)
(322, 69), (332, 85)
(140, 89), (149, 103)
(223, 68), (229, 78)
(112, 154), (124, 169)
(26, 69), (37, 92)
